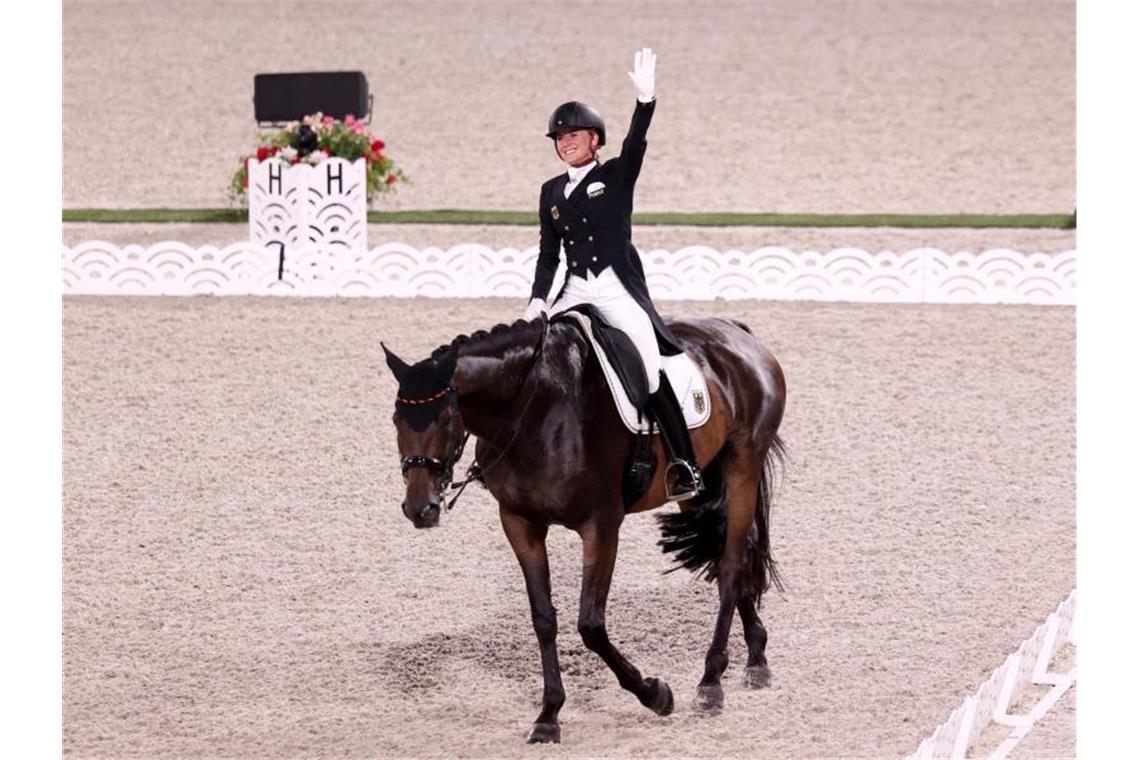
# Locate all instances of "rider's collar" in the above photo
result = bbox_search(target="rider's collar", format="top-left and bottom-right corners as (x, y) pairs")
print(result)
(566, 160), (597, 183)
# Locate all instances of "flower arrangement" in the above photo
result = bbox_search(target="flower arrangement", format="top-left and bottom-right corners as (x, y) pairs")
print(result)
(230, 112), (407, 204)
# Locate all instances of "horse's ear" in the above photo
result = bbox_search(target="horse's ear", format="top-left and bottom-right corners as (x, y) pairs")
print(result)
(382, 342), (410, 382)
(435, 347), (458, 382)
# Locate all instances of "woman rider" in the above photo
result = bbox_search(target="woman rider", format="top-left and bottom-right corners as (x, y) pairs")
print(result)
(523, 48), (702, 500)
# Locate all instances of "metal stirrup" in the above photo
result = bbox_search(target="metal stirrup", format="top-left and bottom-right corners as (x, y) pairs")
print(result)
(664, 459), (703, 501)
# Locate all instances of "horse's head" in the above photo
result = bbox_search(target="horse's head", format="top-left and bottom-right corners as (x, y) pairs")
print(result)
(382, 343), (465, 529)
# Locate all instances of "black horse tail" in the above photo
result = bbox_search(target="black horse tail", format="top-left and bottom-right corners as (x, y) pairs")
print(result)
(656, 434), (786, 597)
(753, 433), (786, 593)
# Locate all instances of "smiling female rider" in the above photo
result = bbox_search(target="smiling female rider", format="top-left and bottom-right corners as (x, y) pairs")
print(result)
(522, 48), (701, 500)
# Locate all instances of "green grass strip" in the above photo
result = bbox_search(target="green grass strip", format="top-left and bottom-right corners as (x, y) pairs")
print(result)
(63, 208), (1076, 229)
(63, 208), (248, 223)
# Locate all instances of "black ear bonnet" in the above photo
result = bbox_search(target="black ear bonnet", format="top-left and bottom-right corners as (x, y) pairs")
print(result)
(383, 344), (457, 432)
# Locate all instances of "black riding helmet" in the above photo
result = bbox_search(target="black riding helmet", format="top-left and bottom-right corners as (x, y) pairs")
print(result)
(546, 101), (606, 147)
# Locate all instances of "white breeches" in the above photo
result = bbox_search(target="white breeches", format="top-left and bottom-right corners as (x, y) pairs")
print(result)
(550, 267), (662, 393)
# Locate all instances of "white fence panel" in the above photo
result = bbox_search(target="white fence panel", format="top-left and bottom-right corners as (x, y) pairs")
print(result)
(62, 244), (1075, 305)
(908, 589), (1076, 760)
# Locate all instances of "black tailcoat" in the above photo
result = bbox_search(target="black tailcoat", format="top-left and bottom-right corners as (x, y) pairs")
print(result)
(531, 99), (682, 356)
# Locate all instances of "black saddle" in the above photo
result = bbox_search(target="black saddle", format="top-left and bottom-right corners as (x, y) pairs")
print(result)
(551, 304), (650, 412)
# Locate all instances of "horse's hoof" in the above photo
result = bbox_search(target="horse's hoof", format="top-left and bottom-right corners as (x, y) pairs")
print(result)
(527, 722), (560, 744)
(644, 677), (674, 716)
(692, 684), (724, 713)
(742, 664), (772, 689)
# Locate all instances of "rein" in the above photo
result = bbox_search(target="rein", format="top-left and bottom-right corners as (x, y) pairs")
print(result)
(401, 318), (550, 512)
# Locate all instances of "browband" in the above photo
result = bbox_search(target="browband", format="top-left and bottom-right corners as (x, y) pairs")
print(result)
(397, 386), (454, 405)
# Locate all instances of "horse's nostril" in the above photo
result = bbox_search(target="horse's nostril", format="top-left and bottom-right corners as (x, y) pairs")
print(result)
(417, 503), (441, 527)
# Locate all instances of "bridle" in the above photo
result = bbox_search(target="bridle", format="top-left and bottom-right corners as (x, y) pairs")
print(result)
(397, 318), (549, 512)
(399, 387), (469, 504)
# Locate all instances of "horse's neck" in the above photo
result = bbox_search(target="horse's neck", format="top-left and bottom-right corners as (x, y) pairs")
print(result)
(452, 324), (550, 440)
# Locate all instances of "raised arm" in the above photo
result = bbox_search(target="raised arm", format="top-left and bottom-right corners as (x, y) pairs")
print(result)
(621, 48), (657, 185)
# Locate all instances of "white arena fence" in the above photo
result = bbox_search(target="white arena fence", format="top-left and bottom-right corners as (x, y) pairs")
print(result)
(909, 589), (1076, 759)
(62, 242), (1075, 305)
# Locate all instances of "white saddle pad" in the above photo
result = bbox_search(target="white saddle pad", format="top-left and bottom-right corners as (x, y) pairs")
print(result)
(557, 311), (712, 434)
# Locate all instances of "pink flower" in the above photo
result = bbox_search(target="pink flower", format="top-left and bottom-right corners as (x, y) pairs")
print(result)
(322, 115), (334, 126)
(351, 121), (365, 134)
(345, 114), (356, 125)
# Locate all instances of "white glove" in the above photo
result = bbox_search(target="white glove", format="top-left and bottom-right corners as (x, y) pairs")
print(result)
(628, 47), (656, 103)
(523, 297), (548, 321)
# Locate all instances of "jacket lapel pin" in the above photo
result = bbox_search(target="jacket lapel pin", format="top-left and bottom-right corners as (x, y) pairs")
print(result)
(551, 206), (560, 220)
(586, 181), (606, 199)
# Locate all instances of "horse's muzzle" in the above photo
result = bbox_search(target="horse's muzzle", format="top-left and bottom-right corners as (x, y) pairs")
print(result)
(403, 501), (441, 528)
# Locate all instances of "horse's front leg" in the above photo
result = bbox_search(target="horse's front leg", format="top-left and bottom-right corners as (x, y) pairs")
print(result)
(576, 516), (674, 716)
(500, 510), (565, 743)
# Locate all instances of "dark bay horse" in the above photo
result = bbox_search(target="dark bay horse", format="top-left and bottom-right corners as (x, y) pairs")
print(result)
(381, 314), (786, 743)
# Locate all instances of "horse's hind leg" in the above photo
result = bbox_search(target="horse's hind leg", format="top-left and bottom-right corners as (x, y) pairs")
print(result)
(738, 434), (783, 690)
(576, 515), (674, 717)
(694, 466), (756, 712)
(737, 596), (772, 688)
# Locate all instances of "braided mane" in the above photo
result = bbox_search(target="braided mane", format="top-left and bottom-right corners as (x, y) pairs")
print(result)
(429, 318), (546, 362)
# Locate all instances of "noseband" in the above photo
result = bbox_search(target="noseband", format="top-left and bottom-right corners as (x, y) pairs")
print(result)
(399, 387), (469, 498)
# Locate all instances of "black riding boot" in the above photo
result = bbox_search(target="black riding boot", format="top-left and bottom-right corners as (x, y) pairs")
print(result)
(647, 372), (703, 501)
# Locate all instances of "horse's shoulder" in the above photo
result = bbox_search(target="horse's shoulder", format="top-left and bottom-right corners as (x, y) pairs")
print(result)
(543, 322), (591, 368)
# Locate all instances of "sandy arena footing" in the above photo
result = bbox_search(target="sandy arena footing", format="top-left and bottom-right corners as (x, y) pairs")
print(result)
(63, 296), (1074, 758)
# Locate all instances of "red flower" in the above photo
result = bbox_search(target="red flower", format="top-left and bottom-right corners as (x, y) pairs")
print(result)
(386, 174), (398, 185)
(269, 146), (279, 156)
(256, 146), (271, 161)
(371, 139), (386, 152)
(242, 173), (249, 188)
